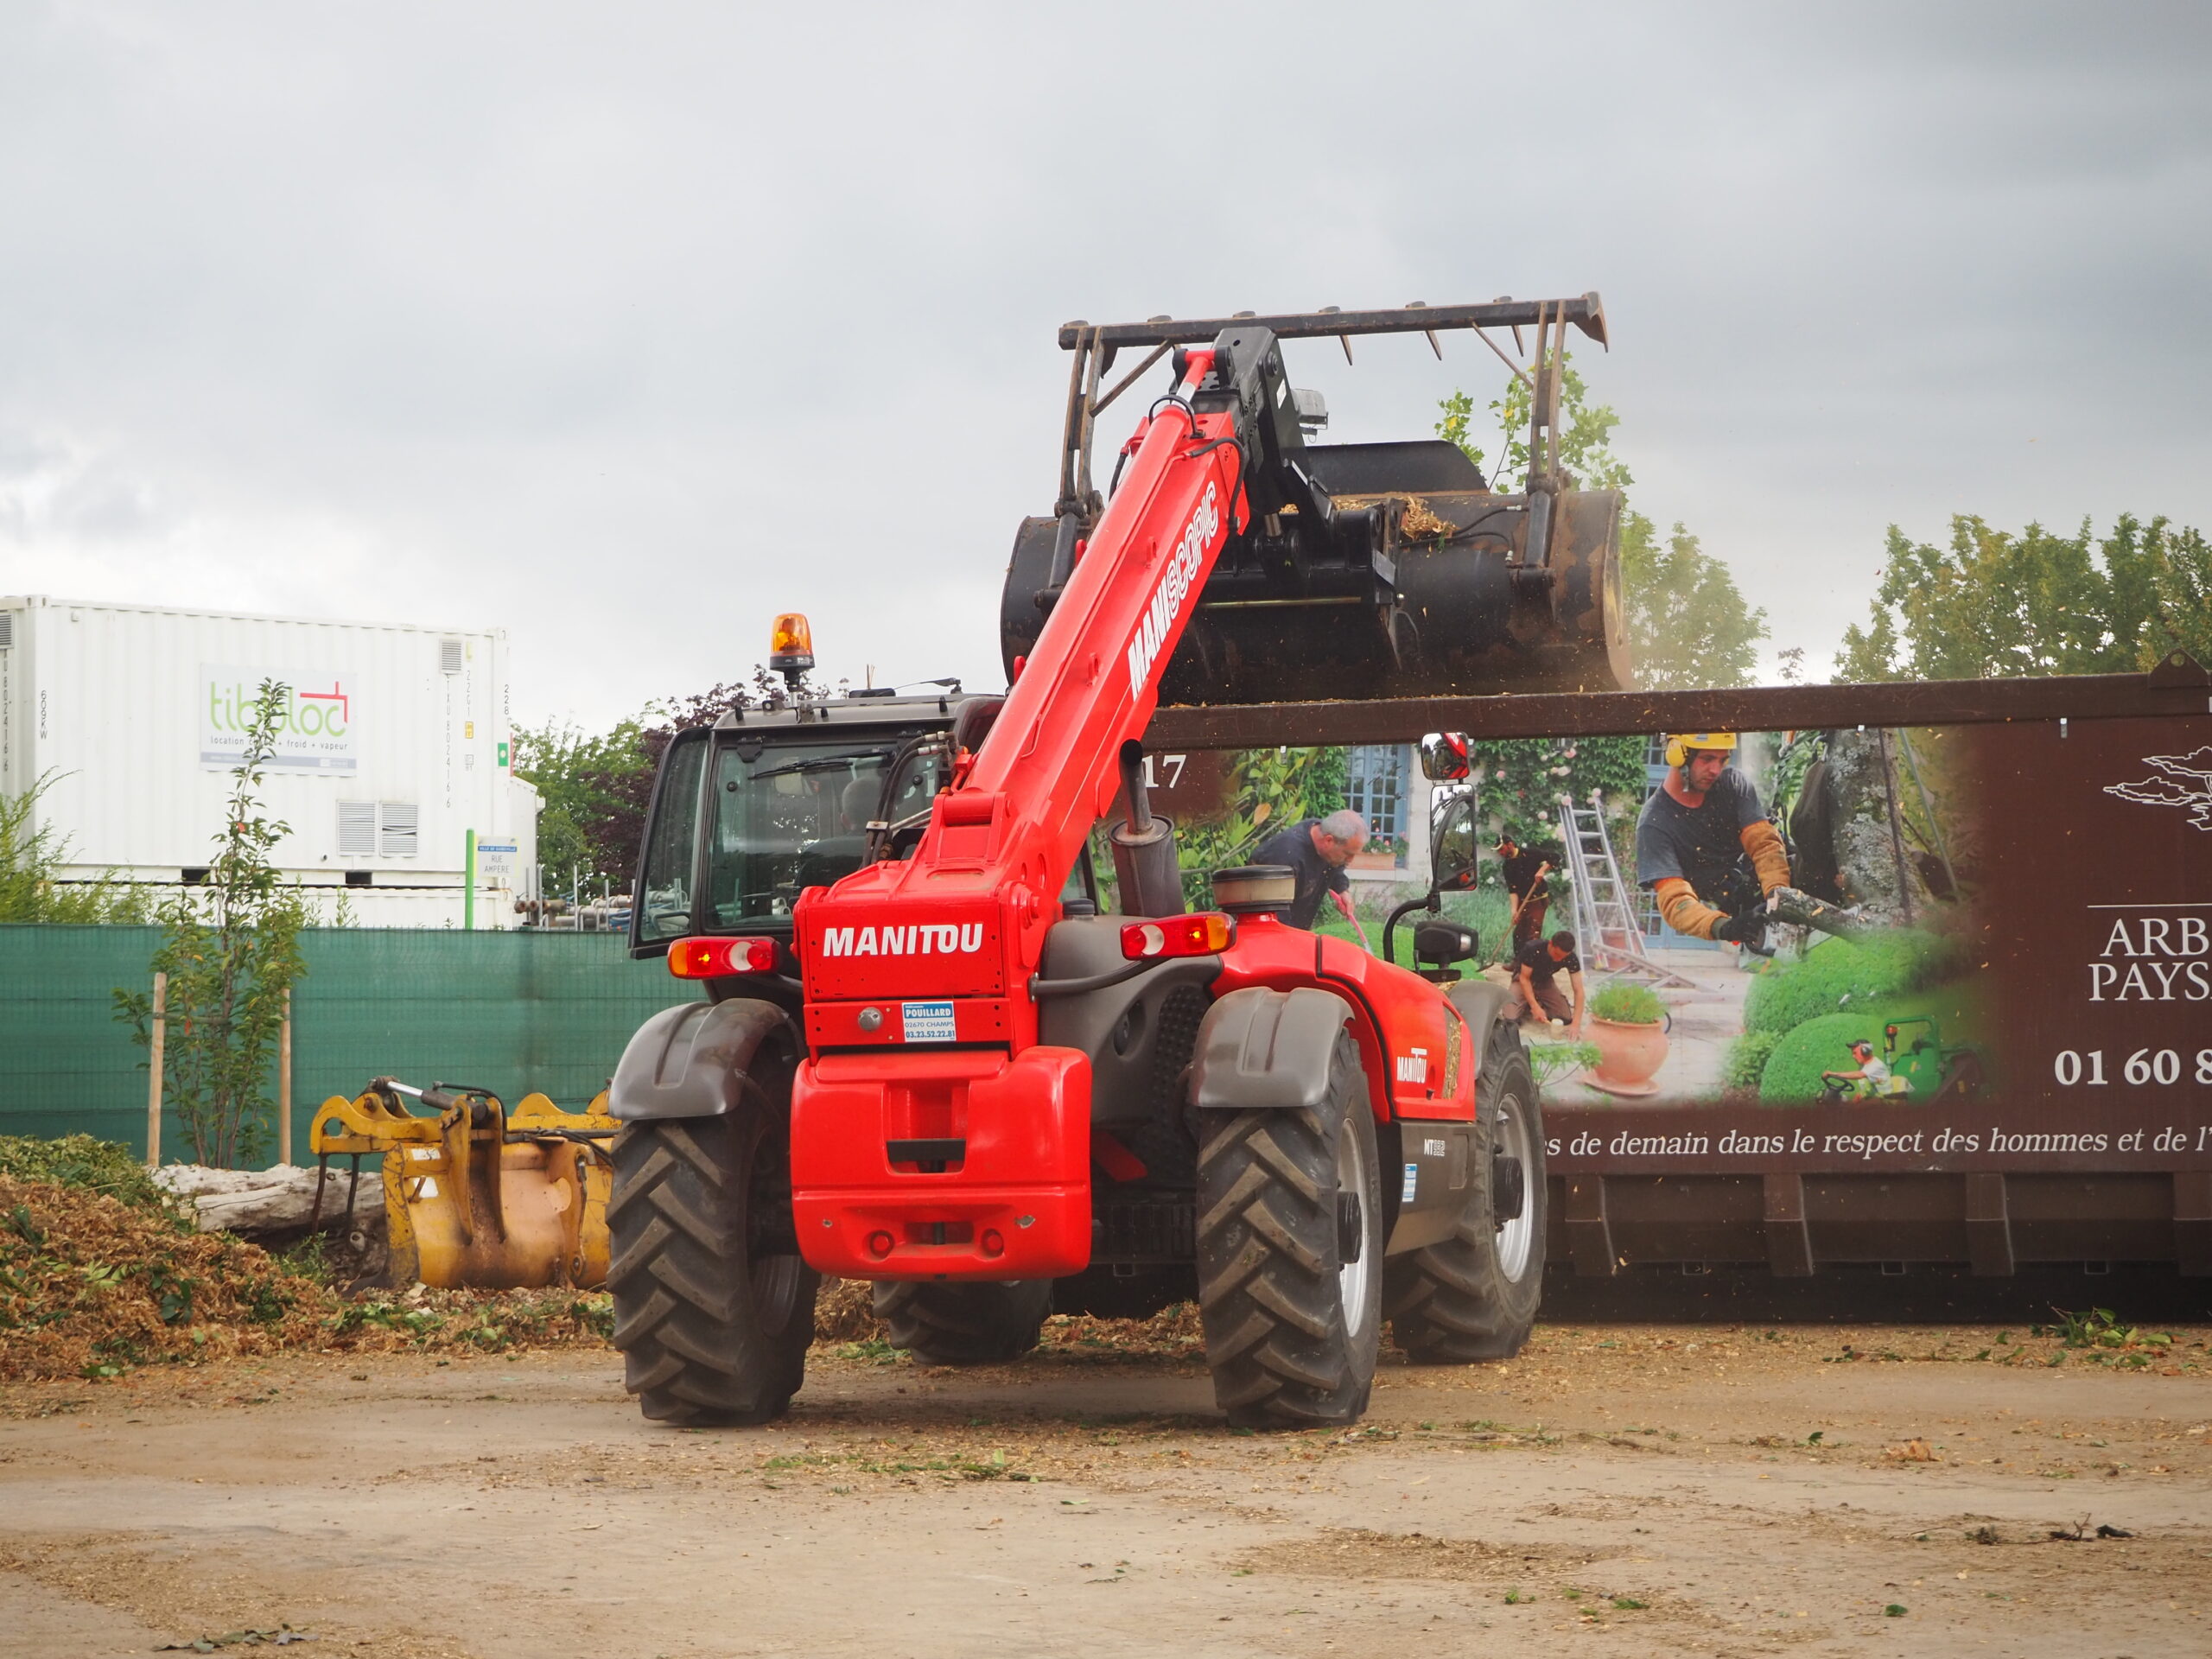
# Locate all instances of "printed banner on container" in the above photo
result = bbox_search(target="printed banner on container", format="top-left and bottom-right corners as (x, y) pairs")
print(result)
(1475, 718), (2212, 1175)
(1166, 721), (2211, 1175)
(200, 665), (359, 772)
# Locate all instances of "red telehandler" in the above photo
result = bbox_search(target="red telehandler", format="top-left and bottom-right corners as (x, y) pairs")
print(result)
(610, 297), (1624, 1427)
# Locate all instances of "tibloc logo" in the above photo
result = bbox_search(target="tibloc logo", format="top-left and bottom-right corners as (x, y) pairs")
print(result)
(200, 665), (359, 773)
(819, 923), (985, 957)
(1125, 480), (1221, 695)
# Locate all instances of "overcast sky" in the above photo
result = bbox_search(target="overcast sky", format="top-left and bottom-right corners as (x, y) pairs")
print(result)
(4, 2), (2208, 730)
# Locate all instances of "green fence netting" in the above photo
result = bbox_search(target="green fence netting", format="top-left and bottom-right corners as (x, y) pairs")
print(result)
(0, 926), (697, 1162)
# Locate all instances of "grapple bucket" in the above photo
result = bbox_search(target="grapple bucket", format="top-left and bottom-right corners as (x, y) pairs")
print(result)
(308, 1080), (616, 1290)
(1001, 295), (1634, 703)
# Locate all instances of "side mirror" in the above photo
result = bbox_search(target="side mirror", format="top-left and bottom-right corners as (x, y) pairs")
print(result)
(1431, 794), (1479, 893)
(1419, 732), (1471, 783)
(1413, 919), (1479, 967)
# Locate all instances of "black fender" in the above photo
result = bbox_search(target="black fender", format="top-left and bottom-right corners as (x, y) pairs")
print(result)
(1446, 978), (1514, 1121)
(610, 997), (801, 1122)
(1446, 977), (1512, 1039)
(1189, 986), (1355, 1114)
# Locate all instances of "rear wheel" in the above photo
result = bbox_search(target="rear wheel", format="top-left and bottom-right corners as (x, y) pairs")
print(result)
(607, 1103), (817, 1426)
(875, 1280), (1052, 1364)
(1385, 1029), (1548, 1362)
(1195, 1029), (1383, 1427)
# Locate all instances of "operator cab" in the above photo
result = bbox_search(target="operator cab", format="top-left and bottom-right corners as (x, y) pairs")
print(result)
(629, 638), (997, 959)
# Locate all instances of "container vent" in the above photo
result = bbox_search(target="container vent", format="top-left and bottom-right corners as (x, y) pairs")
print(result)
(439, 639), (464, 675)
(378, 802), (419, 858)
(0, 613), (12, 650)
(336, 802), (378, 859)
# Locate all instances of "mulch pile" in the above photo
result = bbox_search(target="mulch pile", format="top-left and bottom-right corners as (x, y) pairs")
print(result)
(0, 1173), (611, 1382)
(0, 1143), (1211, 1384)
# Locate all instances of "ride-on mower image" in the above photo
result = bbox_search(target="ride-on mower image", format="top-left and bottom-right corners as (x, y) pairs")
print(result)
(1821, 1016), (1987, 1102)
(608, 300), (1618, 1429)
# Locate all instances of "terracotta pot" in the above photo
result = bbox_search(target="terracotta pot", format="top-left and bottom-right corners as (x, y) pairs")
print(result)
(1586, 1015), (1669, 1096)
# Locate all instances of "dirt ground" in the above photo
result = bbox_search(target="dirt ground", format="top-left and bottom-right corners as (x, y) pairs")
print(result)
(3, 1323), (2208, 1659)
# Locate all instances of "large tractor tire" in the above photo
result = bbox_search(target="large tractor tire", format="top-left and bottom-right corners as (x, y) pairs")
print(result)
(1194, 1029), (1384, 1427)
(874, 1280), (1052, 1364)
(607, 1109), (818, 1426)
(1384, 1027), (1548, 1362)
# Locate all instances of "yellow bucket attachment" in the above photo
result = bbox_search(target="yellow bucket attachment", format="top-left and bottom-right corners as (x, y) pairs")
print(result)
(309, 1080), (616, 1290)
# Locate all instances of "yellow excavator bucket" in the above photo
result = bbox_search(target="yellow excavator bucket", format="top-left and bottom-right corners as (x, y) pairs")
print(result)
(309, 1079), (617, 1291)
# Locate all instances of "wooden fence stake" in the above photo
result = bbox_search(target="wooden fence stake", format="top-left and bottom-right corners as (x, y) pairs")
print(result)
(279, 985), (294, 1167)
(146, 970), (167, 1169)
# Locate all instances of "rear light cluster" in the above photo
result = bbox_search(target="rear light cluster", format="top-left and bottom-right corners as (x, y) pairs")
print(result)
(1120, 912), (1236, 961)
(668, 936), (779, 979)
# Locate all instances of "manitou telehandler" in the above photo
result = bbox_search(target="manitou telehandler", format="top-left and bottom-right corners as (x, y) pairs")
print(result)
(610, 297), (1628, 1427)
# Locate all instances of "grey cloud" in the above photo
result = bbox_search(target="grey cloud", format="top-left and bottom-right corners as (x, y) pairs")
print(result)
(2, 0), (2208, 717)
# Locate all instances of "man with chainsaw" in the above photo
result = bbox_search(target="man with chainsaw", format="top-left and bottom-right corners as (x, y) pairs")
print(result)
(1253, 807), (1369, 931)
(1634, 733), (1793, 951)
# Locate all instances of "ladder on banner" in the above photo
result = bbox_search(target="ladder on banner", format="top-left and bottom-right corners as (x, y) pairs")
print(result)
(1555, 795), (1696, 988)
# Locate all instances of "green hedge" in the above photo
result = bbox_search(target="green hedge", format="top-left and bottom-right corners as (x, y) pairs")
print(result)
(1740, 929), (1961, 1037)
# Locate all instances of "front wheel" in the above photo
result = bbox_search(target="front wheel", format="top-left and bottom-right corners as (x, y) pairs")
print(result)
(1195, 1027), (1383, 1427)
(1385, 1028), (1548, 1362)
(607, 1108), (818, 1426)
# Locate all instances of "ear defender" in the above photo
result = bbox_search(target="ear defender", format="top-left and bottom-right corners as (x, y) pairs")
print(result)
(1665, 732), (1739, 767)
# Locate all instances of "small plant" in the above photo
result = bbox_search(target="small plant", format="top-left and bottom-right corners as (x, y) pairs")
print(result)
(145, 1262), (196, 1325)
(1527, 1039), (1599, 1088)
(1885, 1604), (1908, 1618)
(0, 772), (151, 924)
(2050, 1306), (2132, 1349)
(113, 680), (314, 1168)
(1611, 1597), (1647, 1611)
(244, 1277), (293, 1325)
(1590, 983), (1665, 1025)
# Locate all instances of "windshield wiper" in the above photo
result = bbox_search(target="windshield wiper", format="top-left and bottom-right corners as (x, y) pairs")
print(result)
(747, 752), (889, 784)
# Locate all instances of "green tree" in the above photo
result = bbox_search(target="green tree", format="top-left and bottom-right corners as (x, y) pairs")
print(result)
(512, 715), (652, 881)
(0, 773), (149, 922)
(1438, 356), (1769, 690)
(114, 682), (312, 1168)
(1836, 513), (2211, 681)
(1467, 734), (1647, 852)
(1622, 516), (1769, 691)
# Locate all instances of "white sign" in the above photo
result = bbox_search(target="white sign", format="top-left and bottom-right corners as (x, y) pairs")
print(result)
(476, 840), (518, 880)
(200, 665), (359, 772)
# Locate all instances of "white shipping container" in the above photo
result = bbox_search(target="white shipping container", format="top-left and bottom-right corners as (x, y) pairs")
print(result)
(0, 596), (538, 928)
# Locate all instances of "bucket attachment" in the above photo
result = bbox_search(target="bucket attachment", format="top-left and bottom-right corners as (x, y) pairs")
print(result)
(308, 1080), (617, 1290)
(1002, 295), (1632, 702)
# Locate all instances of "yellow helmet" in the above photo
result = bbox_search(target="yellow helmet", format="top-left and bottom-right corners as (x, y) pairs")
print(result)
(1665, 731), (1738, 768)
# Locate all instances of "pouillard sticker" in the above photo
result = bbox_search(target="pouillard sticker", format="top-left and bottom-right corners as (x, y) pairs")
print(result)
(901, 1001), (957, 1043)
(200, 665), (359, 772)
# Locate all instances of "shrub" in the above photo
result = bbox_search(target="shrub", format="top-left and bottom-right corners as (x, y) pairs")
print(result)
(1590, 983), (1665, 1025)
(1740, 929), (1961, 1038)
(1758, 1012), (1894, 1102)
(1723, 1030), (1781, 1093)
